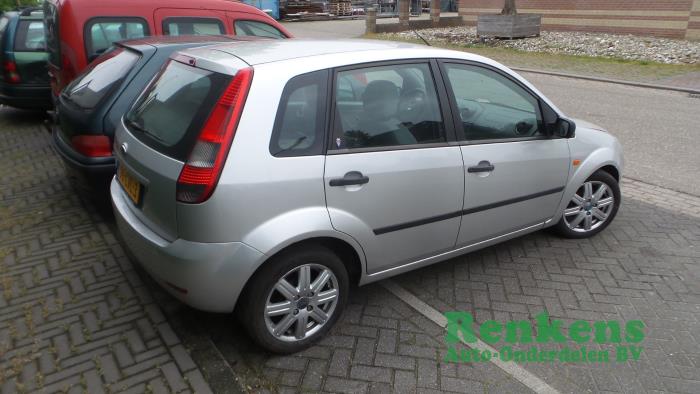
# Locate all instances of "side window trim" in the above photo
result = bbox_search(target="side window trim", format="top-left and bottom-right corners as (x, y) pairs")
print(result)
(437, 59), (551, 145)
(162, 17), (224, 36)
(326, 58), (455, 155)
(269, 69), (330, 157)
(83, 17), (149, 60)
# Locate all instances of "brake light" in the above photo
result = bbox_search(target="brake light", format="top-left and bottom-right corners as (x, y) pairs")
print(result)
(176, 67), (253, 203)
(3, 61), (20, 84)
(72, 135), (112, 157)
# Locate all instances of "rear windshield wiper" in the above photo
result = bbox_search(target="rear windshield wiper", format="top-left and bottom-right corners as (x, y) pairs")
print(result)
(125, 118), (148, 135)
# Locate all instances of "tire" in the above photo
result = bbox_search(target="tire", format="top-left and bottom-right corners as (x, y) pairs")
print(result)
(240, 244), (349, 354)
(553, 170), (621, 239)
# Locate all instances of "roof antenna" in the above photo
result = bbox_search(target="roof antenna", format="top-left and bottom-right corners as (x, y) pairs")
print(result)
(413, 30), (431, 46)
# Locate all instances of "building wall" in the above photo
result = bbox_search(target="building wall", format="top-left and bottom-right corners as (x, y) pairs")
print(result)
(457, 0), (700, 40)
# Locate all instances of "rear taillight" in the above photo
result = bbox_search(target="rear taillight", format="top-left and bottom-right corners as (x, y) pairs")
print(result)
(72, 135), (112, 157)
(176, 67), (253, 203)
(3, 61), (21, 84)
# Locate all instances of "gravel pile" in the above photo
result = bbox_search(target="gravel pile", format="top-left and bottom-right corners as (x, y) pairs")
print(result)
(384, 27), (700, 64)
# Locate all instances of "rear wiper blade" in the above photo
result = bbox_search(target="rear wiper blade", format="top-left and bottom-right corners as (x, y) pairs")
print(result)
(125, 118), (148, 134)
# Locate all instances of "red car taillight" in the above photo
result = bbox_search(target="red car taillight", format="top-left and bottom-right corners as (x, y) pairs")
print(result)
(3, 61), (21, 84)
(176, 67), (253, 204)
(71, 135), (112, 157)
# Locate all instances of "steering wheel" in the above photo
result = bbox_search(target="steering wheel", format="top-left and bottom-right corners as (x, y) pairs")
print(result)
(514, 120), (538, 136)
(458, 100), (484, 122)
(397, 88), (427, 123)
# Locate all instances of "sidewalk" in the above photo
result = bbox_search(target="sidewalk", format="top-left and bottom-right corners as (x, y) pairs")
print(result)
(0, 108), (212, 393)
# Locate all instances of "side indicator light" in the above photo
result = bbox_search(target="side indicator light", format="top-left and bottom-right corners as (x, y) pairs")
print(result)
(572, 159), (581, 167)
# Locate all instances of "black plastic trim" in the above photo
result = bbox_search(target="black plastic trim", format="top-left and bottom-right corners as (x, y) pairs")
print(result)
(373, 186), (565, 235)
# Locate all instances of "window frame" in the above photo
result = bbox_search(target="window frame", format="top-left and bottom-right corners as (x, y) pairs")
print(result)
(326, 58), (457, 155)
(269, 69), (330, 157)
(162, 17), (224, 36)
(234, 19), (286, 39)
(437, 59), (559, 145)
(83, 17), (149, 61)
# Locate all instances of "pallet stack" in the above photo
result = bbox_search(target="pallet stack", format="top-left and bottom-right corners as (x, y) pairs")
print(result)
(328, 0), (353, 17)
(281, 1), (328, 19)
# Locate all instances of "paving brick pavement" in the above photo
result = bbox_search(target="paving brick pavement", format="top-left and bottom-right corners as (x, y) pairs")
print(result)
(0, 108), (214, 393)
(2, 105), (700, 393)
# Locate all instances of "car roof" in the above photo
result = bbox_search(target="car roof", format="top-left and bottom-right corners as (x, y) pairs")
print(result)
(184, 39), (452, 66)
(117, 34), (243, 49)
(117, 36), (275, 55)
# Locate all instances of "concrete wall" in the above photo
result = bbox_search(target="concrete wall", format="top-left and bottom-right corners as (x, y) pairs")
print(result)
(458, 0), (700, 40)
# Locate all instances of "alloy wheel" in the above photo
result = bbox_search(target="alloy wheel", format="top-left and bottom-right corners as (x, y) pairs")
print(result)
(264, 264), (339, 342)
(563, 180), (615, 233)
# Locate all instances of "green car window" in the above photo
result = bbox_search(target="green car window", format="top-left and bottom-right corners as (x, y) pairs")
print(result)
(14, 21), (46, 52)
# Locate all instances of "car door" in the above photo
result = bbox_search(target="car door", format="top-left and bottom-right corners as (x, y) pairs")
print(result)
(439, 61), (570, 246)
(324, 60), (464, 275)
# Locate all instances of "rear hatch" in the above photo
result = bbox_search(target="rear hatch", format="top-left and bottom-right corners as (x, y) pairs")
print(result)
(115, 53), (250, 241)
(12, 17), (49, 85)
(57, 45), (143, 158)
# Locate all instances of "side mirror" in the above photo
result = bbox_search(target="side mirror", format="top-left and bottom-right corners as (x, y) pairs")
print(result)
(555, 118), (576, 138)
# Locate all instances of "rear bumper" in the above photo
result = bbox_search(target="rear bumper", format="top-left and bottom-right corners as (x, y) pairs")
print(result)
(52, 126), (115, 195)
(0, 83), (52, 109)
(111, 179), (264, 313)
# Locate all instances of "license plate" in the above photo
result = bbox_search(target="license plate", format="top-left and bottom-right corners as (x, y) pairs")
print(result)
(118, 165), (142, 205)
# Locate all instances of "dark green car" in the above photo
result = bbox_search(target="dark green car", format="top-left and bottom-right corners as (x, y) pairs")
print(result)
(0, 8), (51, 109)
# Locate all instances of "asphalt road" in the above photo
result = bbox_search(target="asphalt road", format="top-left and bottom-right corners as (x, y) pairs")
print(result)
(521, 72), (700, 196)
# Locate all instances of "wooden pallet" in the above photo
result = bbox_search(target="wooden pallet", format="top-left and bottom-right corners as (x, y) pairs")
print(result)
(328, 1), (352, 16)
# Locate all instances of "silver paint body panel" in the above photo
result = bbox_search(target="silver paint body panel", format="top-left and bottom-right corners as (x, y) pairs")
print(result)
(111, 40), (623, 312)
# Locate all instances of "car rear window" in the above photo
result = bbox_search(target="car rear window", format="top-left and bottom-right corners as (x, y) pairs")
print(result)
(234, 20), (285, 39)
(62, 47), (139, 110)
(0, 17), (9, 36)
(14, 21), (46, 51)
(163, 18), (224, 36)
(125, 60), (231, 160)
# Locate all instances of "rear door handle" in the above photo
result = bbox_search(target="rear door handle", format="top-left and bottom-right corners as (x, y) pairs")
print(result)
(329, 171), (369, 187)
(467, 160), (495, 173)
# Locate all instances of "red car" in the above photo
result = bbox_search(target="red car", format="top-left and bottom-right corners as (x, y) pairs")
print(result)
(43, 0), (291, 97)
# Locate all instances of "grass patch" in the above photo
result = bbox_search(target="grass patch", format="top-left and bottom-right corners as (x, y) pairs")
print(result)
(366, 33), (700, 84)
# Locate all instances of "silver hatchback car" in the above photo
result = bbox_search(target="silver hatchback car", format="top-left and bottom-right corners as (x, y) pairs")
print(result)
(112, 39), (623, 353)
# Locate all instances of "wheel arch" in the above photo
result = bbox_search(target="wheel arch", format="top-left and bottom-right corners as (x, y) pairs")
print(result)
(235, 235), (365, 313)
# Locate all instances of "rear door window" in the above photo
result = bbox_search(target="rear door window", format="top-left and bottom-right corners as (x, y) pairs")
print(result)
(14, 21), (46, 51)
(163, 17), (224, 36)
(234, 20), (285, 39)
(85, 18), (148, 60)
(331, 63), (447, 150)
(125, 60), (231, 160)
(63, 47), (140, 110)
(270, 70), (328, 157)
